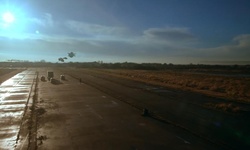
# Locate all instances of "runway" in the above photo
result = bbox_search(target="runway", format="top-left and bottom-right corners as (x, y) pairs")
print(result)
(1, 68), (249, 149)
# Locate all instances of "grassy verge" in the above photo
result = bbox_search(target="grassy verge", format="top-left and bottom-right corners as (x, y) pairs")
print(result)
(0, 69), (25, 84)
(86, 69), (250, 103)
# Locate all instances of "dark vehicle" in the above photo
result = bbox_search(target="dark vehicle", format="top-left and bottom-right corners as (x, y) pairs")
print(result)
(60, 75), (65, 80)
(47, 71), (54, 80)
(41, 75), (46, 81)
(50, 77), (55, 84)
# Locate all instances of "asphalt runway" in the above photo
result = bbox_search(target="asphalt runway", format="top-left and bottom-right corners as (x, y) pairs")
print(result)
(61, 68), (250, 150)
(1, 68), (249, 149)
(33, 68), (223, 150)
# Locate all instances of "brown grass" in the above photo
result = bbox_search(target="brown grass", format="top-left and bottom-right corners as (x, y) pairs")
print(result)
(0, 69), (24, 84)
(205, 103), (241, 113)
(88, 69), (250, 103)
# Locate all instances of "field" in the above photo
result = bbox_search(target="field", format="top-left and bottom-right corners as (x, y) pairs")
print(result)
(86, 69), (250, 103)
(0, 69), (24, 84)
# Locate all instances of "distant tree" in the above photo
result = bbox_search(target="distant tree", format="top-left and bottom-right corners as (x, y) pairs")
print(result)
(58, 58), (64, 62)
(68, 52), (76, 58)
(40, 59), (46, 63)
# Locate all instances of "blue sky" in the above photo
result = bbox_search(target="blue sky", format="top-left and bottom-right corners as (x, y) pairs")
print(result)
(0, 0), (250, 64)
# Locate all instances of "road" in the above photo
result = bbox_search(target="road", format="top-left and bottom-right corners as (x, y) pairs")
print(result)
(61, 68), (250, 149)
(1, 68), (249, 149)
(34, 68), (221, 150)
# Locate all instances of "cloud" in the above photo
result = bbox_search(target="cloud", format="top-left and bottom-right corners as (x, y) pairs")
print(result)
(143, 27), (196, 41)
(1, 18), (249, 64)
(0, 25), (204, 63)
(65, 20), (128, 38)
(233, 34), (250, 47)
(0, 13), (58, 39)
(29, 13), (54, 27)
(27, 13), (72, 36)
(195, 34), (250, 61)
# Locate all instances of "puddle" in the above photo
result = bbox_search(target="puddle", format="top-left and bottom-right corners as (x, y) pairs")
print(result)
(0, 106), (25, 112)
(1, 79), (18, 86)
(0, 134), (17, 149)
(0, 100), (27, 105)
(0, 70), (36, 150)
(9, 88), (30, 93)
(1, 93), (28, 100)
(0, 111), (23, 118)
(141, 85), (174, 93)
(18, 82), (34, 86)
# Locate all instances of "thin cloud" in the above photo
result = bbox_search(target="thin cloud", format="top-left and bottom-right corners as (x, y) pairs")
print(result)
(196, 34), (250, 61)
(143, 27), (196, 41)
(1, 16), (249, 63)
(233, 34), (250, 47)
(27, 13), (70, 36)
(65, 20), (128, 38)
(29, 13), (54, 27)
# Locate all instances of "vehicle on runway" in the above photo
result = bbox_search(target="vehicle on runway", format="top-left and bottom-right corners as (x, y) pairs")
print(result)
(60, 75), (65, 80)
(41, 75), (46, 81)
(47, 71), (54, 80)
(50, 77), (56, 84)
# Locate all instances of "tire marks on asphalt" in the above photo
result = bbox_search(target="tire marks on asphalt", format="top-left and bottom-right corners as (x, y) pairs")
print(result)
(85, 105), (103, 120)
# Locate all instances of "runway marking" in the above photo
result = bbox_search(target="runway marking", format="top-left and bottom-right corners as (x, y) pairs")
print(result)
(86, 105), (103, 120)
(20, 133), (28, 150)
(94, 112), (103, 119)
(176, 136), (191, 144)
(138, 123), (146, 126)
(78, 112), (82, 116)
(111, 100), (118, 105)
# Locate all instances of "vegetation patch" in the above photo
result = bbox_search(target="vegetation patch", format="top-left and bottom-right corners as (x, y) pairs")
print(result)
(205, 103), (241, 113)
(88, 69), (250, 103)
(0, 69), (24, 84)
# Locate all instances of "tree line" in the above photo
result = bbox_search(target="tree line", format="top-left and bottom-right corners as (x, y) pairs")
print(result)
(0, 61), (249, 73)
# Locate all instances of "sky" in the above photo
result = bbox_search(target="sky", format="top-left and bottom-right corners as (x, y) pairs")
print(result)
(0, 0), (250, 64)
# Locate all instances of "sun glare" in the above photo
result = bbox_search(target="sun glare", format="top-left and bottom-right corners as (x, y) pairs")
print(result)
(2, 12), (15, 23)
(0, 5), (27, 38)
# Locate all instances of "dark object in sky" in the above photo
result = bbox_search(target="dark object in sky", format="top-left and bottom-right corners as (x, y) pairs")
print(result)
(58, 58), (64, 62)
(63, 57), (68, 59)
(68, 52), (76, 58)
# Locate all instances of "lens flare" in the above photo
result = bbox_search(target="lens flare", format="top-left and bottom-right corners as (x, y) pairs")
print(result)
(2, 12), (15, 23)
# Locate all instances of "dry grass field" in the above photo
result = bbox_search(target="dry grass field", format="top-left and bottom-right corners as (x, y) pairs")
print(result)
(0, 69), (24, 84)
(88, 69), (250, 103)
